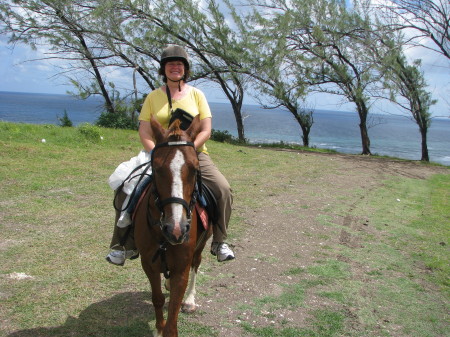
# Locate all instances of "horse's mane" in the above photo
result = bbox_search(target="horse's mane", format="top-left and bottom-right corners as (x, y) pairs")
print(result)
(168, 120), (184, 141)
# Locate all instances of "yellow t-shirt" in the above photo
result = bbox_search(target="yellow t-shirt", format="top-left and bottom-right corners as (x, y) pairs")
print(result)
(139, 86), (212, 153)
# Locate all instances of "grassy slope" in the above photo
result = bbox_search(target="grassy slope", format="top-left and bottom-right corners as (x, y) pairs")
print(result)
(0, 122), (448, 337)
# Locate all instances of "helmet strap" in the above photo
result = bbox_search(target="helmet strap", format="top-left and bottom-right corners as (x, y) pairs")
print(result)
(167, 77), (184, 92)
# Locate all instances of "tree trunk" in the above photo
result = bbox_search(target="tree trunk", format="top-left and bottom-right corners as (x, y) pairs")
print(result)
(301, 127), (310, 147)
(359, 121), (371, 155)
(298, 121), (310, 147)
(230, 100), (245, 142)
(420, 127), (429, 161)
(291, 108), (313, 148)
(356, 102), (371, 155)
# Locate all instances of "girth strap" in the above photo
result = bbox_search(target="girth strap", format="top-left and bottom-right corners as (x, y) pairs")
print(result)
(152, 241), (170, 279)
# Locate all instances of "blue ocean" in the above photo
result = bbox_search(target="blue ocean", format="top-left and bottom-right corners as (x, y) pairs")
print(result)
(1, 91), (449, 166)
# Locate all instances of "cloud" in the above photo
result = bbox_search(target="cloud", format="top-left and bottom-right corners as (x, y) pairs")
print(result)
(0, 43), (72, 94)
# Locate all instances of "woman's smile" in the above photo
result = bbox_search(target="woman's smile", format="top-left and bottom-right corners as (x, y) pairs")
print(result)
(166, 61), (185, 81)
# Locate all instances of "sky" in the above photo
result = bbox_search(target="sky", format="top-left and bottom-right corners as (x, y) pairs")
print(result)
(1, 29), (449, 117)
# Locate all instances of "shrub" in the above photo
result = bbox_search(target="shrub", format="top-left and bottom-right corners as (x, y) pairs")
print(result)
(211, 129), (237, 143)
(96, 111), (138, 130)
(77, 123), (102, 142)
(57, 110), (73, 127)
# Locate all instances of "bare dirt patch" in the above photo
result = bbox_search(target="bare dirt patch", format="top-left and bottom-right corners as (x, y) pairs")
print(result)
(188, 152), (448, 336)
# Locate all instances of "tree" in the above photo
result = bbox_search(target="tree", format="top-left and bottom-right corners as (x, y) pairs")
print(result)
(367, 4), (440, 162)
(195, 0), (253, 142)
(0, 0), (118, 113)
(89, 0), (162, 91)
(246, 39), (315, 147)
(380, 41), (436, 161)
(254, 0), (387, 155)
(395, 58), (435, 161)
(375, 0), (450, 59)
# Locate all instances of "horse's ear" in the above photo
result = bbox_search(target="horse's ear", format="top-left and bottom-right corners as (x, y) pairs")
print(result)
(185, 115), (201, 141)
(150, 115), (166, 144)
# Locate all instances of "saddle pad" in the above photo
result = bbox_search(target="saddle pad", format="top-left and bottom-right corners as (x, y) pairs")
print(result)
(195, 203), (209, 231)
(131, 182), (152, 222)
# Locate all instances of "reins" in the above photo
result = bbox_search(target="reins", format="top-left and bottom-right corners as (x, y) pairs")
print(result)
(113, 160), (152, 212)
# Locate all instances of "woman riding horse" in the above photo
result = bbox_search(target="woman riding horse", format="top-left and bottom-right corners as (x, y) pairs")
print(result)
(131, 116), (212, 336)
(106, 45), (235, 264)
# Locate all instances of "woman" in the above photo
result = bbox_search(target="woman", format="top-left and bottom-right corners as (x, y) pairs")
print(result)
(106, 45), (235, 265)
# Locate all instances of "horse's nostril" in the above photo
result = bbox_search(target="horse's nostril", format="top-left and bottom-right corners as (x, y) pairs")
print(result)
(162, 225), (170, 235)
(185, 224), (190, 233)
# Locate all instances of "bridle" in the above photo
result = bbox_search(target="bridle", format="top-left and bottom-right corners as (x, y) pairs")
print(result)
(151, 140), (200, 224)
(149, 139), (203, 279)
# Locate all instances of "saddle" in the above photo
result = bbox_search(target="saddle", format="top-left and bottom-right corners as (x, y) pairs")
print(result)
(197, 182), (218, 226)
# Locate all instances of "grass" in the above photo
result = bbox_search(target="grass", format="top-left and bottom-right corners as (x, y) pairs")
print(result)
(352, 173), (450, 291)
(1, 121), (449, 337)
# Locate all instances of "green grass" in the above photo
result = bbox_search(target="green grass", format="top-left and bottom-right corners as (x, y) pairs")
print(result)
(1, 122), (449, 337)
(352, 173), (450, 291)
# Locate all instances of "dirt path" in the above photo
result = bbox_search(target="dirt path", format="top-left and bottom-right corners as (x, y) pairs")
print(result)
(188, 152), (448, 336)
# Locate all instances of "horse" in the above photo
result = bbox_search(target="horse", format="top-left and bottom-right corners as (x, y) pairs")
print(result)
(133, 115), (213, 337)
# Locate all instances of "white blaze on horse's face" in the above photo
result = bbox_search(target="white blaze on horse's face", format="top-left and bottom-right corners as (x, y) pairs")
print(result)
(170, 149), (186, 226)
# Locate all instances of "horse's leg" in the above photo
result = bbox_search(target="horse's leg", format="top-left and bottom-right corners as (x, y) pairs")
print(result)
(181, 266), (198, 313)
(182, 218), (213, 313)
(163, 263), (191, 337)
(141, 260), (166, 336)
(134, 189), (167, 336)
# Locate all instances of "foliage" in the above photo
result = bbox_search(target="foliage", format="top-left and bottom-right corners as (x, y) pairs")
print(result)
(77, 123), (102, 142)
(57, 110), (73, 127)
(210, 129), (240, 143)
(249, 0), (389, 155)
(376, 32), (436, 161)
(95, 89), (142, 130)
(96, 111), (138, 130)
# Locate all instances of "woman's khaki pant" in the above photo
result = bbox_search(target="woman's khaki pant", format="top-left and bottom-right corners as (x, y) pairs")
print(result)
(109, 152), (233, 250)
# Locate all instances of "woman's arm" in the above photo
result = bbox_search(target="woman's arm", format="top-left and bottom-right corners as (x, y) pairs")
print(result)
(194, 117), (212, 150)
(138, 121), (156, 152)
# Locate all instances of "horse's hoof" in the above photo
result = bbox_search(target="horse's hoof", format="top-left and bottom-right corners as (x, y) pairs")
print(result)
(181, 302), (197, 313)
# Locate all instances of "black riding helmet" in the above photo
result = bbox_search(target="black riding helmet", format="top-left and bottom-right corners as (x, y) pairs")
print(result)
(158, 45), (190, 83)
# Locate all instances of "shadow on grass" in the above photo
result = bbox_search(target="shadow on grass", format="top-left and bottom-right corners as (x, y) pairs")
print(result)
(8, 291), (157, 337)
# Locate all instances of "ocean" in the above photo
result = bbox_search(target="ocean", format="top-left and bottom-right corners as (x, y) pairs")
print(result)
(1, 91), (449, 166)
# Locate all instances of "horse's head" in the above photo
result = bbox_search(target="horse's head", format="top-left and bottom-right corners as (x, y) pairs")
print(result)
(150, 115), (202, 245)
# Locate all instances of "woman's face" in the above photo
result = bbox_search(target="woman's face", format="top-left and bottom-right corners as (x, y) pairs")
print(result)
(165, 61), (185, 82)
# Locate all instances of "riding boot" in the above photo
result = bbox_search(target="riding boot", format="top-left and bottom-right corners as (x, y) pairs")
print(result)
(109, 189), (137, 251)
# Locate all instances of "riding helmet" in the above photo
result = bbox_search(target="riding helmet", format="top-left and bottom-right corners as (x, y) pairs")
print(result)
(160, 45), (190, 69)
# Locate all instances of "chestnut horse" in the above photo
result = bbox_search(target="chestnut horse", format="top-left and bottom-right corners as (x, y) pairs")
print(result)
(134, 116), (213, 337)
